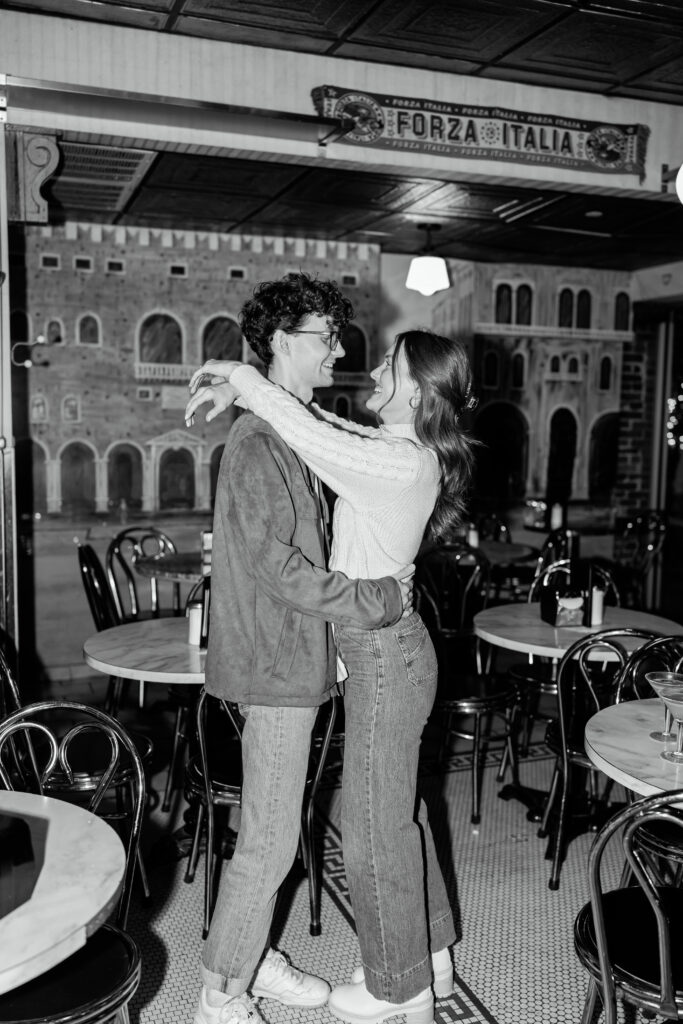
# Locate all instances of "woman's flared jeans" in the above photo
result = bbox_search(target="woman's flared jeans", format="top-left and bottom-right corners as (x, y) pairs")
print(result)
(336, 611), (455, 1003)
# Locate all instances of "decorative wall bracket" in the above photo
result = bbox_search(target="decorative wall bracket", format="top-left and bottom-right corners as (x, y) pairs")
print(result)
(5, 127), (59, 223)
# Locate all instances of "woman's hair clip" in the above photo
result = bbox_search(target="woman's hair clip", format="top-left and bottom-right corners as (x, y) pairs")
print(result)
(463, 382), (478, 412)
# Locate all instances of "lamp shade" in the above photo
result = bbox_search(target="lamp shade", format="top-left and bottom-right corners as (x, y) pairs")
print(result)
(676, 163), (683, 206)
(405, 255), (450, 297)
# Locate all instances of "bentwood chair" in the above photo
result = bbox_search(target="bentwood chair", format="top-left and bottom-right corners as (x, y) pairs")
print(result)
(416, 541), (519, 824)
(509, 558), (621, 756)
(106, 525), (180, 621)
(0, 701), (145, 1024)
(599, 510), (668, 610)
(538, 628), (659, 890)
(185, 688), (341, 939)
(106, 526), (181, 708)
(574, 789), (683, 1024)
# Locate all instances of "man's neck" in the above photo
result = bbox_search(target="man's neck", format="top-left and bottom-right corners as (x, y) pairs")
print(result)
(268, 367), (313, 405)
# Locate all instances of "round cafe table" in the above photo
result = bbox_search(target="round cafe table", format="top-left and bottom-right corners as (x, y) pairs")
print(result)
(0, 790), (125, 994)
(479, 540), (536, 566)
(585, 697), (683, 797)
(474, 604), (683, 660)
(83, 617), (205, 685)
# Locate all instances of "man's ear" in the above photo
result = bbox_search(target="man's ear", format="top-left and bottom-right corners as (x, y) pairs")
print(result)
(271, 328), (290, 355)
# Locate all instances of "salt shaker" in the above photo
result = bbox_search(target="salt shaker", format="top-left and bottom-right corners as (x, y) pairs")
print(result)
(187, 599), (203, 645)
(590, 586), (605, 626)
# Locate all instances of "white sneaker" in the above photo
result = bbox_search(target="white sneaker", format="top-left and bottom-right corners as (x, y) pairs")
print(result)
(194, 989), (263, 1024)
(350, 948), (453, 999)
(328, 980), (434, 1024)
(250, 949), (330, 1007)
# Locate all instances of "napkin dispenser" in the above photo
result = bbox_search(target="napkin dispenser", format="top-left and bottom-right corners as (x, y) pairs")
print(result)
(0, 811), (47, 918)
(540, 581), (586, 627)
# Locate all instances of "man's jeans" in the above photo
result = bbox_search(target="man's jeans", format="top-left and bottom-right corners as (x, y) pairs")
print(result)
(201, 702), (318, 995)
(336, 611), (455, 1003)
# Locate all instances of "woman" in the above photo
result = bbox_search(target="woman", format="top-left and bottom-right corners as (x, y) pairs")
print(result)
(186, 330), (476, 1024)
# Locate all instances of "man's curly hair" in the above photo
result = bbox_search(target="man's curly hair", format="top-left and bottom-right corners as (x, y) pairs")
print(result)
(239, 272), (354, 367)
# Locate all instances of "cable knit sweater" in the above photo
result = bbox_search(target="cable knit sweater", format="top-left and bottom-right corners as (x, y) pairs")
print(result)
(230, 364), (440, 580)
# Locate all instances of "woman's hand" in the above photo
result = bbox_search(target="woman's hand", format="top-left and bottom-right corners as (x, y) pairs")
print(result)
(188, 359), (242, 394)
(185, 382), (238, 426)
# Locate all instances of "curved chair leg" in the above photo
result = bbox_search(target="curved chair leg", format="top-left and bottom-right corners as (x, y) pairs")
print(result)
(580, 978), (599, 1024)
(162, 704), (188, 812)
(548, 768), (571, 890)
(136, 847), (151, 900)
(538, 761), (560, 839)
(471, 712), (482, 825)
(204, 799), (217, 939)
(185, 801), (204, 884)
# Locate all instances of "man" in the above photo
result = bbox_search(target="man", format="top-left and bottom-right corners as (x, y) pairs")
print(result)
(187, 273), (407, 1024)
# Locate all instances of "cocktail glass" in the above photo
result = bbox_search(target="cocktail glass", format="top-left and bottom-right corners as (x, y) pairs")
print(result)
(645, 671), (676, 740)
(646, 672), (683, 763)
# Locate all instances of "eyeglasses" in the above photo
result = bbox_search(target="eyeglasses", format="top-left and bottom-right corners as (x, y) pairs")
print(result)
(289, 329), (341, 351)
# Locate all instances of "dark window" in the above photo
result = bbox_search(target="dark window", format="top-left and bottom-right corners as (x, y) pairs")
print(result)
(74, 256), (92, 271)
(47, 319), (63, 344)
(40, 254), (60, 269)
(483, 350), (499, 388)
(511, 352), (525, 388)
(576, 289), (592, 328)
(558, 289), (574, 328)
(169, 264), (187, 278)
(599, 356), (612, 391)
(516, 285), (532, 325)
(589, 413), (620, 502)
(229, 267), (246, 280)
(550, 355), (561, 373)
(567, 356), (579, 375)
(140, 313), (182, 363)
(342, 274), (357, 286)
(495, 284), (512, 324)
(334, 325), (366, 374)
(614, 292), (630, 331)
(78, 315), (100, 346)
(107, 259), (125, 274)
(202, 316), (242, 362)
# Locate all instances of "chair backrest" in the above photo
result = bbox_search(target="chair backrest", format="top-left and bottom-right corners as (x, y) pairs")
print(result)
(0, 641), (21, 720)
(106, 526), (177, 620)
(555, 628), (660, 759)
(581, 788), (683, 1024)
(616, 510), (667, 575)
(529, 558), (621, 606)
(532, 528), (581, 580)
(77, 541), (121, 631)
(614, 634), (683, 702)
(0, 700), (145, 928)
(416, 542), (491, 650)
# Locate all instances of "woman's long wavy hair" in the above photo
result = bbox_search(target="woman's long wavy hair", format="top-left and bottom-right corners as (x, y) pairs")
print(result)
(392, 330), (476, 542)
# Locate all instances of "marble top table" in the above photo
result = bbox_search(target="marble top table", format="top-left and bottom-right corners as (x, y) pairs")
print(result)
(134, 551), (205, 584)
(479, 540), (536, 566)
(0, 790), (125, 994)
(474, 603), (683, 659)
(83, 617), (206, 684)
(585, 697), (683, 796)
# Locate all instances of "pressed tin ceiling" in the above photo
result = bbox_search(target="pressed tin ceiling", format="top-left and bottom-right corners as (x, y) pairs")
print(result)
(4, 0), (683, 269)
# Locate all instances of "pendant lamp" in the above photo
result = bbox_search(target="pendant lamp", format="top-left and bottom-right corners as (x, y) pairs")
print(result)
(405, 223), (450, 297)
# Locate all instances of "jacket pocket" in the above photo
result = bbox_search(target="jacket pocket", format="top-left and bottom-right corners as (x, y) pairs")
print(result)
(271, 606), (302, 681)
(395, 619), (436, 686)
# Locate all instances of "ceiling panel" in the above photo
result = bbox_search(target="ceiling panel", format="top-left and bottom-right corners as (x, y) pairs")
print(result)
(4, 0), (683, 269)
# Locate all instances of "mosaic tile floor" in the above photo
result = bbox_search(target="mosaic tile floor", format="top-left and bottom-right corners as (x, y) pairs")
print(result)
(126, 745), (629, 1024)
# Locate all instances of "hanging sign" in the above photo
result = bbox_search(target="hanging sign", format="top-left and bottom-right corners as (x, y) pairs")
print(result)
(312, 86), (649, 180)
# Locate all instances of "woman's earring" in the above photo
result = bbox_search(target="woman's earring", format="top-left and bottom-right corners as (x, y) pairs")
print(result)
(409, 394), (419, 409)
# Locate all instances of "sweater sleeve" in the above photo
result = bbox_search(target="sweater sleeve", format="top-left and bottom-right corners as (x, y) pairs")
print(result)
(231, 365), (424, 508)
(227, 430), (403, 627)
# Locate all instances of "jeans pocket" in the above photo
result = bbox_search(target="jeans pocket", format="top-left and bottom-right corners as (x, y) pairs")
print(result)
(336, 627), (376, 656)
(395, 619), (436, 686)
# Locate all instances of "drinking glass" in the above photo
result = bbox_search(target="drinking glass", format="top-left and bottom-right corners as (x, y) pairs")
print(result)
(646, 672), (683, 763)
(646, 671), (676, 740)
